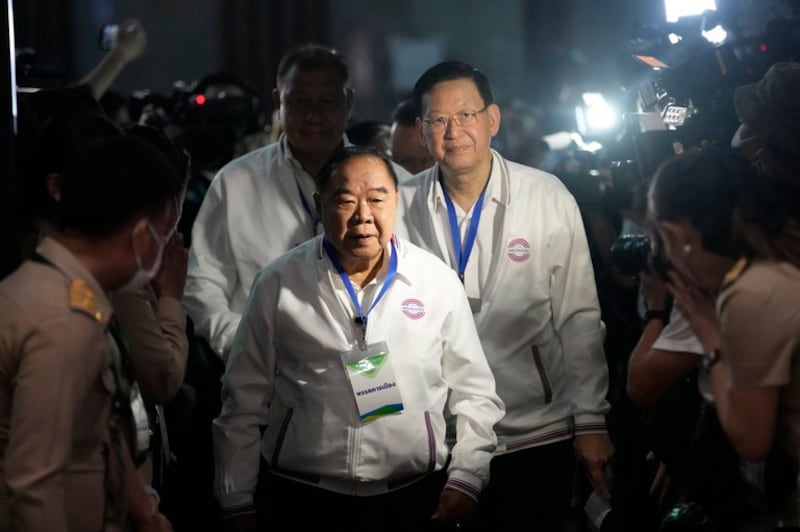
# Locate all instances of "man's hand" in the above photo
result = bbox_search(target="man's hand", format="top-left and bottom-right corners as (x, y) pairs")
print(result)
(431, 488), (477, 529)
(574, 432), (615, 499)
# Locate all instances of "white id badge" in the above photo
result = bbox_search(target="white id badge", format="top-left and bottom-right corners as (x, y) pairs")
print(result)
(340, 341), (404, 423)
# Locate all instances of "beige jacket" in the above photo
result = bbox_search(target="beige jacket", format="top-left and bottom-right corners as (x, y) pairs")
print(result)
(110, 287), (187, 405)
(0, 237), (114, 532)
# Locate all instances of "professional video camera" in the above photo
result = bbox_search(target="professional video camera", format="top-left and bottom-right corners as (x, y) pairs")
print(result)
(606, 2), (800, 280)
(611, 1), (800, 181)
(129, 73), (267, 174)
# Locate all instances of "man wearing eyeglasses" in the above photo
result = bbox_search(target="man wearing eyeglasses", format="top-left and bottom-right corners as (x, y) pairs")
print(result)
(396, 60), (614, 531)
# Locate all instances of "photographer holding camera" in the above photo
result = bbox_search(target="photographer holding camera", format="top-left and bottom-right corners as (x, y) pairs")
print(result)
(623, 229), (742, 531)
(608, 187), (709, 530)
(624, 239), (706, 411)
(616, 57), (800, 530)
(649, 143), (800, 531)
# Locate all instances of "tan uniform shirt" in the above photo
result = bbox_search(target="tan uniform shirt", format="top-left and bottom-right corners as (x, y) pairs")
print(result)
(718, 259), (800, 527)
(718, 260), (800, 457)
(110, 288), (187, 405)
(0, 237), (114, 532)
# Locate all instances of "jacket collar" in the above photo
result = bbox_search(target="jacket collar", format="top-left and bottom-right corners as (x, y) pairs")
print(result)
(428, 149), (510, 214)
(316, 233), (413, 286)
(276, 133), (353, 173)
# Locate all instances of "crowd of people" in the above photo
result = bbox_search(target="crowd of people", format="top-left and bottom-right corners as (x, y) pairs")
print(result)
(1, 16), (799, 532)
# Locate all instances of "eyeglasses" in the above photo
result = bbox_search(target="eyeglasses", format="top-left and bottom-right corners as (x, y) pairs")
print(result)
(422, 106), (488, 132)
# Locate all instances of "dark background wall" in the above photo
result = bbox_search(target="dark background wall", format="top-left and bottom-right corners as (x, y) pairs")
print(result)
(12, 0), (661, 121)
(72, 0), (223, 94)
(13, 0), (789, 124)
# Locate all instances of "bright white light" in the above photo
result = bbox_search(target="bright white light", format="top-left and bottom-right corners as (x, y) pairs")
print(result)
(702, 24), (727, 44)
(668, 33), (682, 44)
(586, 103), (618, 131)
(581, 92), (605, 106)
(664, 0), (716, 23)
(578, 92), (619, 133)
(569, 132), (604, 153)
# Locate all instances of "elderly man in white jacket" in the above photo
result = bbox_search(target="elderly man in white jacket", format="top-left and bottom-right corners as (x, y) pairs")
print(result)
(213, 146), (504, 532)
(396, 60), (614, 531)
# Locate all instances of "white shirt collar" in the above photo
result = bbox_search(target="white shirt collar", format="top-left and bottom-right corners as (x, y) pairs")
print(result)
(432, 151), (506, 214)
(316, 234), (413, 286)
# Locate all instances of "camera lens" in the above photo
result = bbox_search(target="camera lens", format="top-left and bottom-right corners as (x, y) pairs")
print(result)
(610, 235), (651, 276)
(659, 502), (714, 531)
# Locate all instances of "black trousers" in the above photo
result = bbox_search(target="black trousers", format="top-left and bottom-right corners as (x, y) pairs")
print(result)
(475, 439), (575, 532)
(254, 466), (450, 531)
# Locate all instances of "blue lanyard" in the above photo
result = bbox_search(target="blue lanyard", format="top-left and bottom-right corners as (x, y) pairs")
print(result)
(293, 172), (320, 233)
(439, 174), (490, 282)
(323, 236), (398, 339)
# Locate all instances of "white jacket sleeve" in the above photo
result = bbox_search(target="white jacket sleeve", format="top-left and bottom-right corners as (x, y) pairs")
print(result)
(212, 270), (275, 513)
(442, 279), (505, 500)
(550, 199), (609, 434)
(184, 172), (242, 359)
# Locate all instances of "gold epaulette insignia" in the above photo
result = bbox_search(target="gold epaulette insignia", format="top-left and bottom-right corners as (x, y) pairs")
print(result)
(722, 257), (748, 287)
(69, 278), (104, 322)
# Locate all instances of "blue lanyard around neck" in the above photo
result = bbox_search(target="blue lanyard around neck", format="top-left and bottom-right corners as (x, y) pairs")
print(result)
(439, 173), (490, 282)
(323, 236), (398, 339)
(293, 170), (320, 233)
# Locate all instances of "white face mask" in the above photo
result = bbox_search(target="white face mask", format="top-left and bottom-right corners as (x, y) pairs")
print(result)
(118, 220), (176, 293)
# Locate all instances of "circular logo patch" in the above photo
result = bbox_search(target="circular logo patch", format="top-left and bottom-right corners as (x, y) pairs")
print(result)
(506, 238), (531, 262)
(401, 298), (426, 320)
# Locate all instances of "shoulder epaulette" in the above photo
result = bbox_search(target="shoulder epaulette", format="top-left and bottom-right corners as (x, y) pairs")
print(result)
(722, 257), (749, 288)
(69, 278), (104, 322)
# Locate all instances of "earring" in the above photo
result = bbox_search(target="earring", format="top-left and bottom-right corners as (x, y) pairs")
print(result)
(682, 244), (692, 256)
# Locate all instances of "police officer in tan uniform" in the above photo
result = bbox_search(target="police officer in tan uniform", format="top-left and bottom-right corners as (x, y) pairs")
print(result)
(0, 135), (180, 531)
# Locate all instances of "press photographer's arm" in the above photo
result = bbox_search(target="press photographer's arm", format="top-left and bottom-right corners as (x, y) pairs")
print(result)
(626, 268), (702, 409)
(80, 19), (147, 100)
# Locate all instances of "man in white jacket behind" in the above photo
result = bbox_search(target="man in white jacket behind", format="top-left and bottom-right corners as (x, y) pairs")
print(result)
(396, 60), (614, 531)
(184, 43), (409, 359)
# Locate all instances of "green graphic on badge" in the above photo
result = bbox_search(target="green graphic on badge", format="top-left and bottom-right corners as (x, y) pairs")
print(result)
(340, 342), (405, 423)
(346, 353), (388, 378)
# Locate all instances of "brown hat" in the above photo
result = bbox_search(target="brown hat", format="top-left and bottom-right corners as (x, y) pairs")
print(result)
(734, 62), (800, 154)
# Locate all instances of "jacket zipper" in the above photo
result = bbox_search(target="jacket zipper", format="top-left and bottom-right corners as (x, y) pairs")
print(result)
(424, 411), (436, 471)
(270, 408), (294, 467)
(532, 346), (553, 404)
(350, 426), (361, 495)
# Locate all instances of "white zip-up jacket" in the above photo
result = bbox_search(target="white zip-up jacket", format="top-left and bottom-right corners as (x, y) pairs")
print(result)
(213, 235), (504, 512)
(184, 135), (326, 358)
(184, 136), (411, 359)
(396, 150), (609, 453)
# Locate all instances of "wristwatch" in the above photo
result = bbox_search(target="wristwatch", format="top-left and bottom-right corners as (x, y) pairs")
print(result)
(643, 309), (667, 324)
(703, 348), (722, 373)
